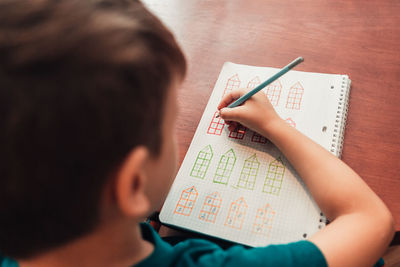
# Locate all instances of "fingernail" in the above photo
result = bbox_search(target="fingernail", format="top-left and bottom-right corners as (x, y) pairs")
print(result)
(216, 110), (222, 118)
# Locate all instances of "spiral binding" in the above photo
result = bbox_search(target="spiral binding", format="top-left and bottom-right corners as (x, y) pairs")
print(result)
(330, 76), (351, 158)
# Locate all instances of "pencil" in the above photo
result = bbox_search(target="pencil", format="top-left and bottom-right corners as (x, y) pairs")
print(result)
(216, 57), (304, 118)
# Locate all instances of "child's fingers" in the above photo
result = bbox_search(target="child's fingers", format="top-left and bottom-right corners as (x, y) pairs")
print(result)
(217, 89), (247, 110)
(227, 124), (236, 132)
(227, 121), (239, 131)
(219, 106), (247, 122)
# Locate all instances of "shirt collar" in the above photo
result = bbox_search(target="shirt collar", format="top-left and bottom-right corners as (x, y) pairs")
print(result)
(135, 223), (174, 266)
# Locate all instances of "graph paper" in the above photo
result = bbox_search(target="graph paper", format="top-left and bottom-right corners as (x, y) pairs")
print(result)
(160, 62), (351, 247)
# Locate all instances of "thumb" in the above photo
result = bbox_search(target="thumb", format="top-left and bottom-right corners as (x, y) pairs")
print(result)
(219, 106), (246, 123)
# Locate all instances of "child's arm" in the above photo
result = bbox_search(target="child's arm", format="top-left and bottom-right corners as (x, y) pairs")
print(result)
(218, 89), (395, 267)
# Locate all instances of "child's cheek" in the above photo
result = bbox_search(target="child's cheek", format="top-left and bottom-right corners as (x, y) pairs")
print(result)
(157, 130), (178, 205)
(166, 131), (178, 186)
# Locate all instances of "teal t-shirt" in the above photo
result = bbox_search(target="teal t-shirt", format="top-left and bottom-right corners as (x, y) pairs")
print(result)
(0, 223), (388, 266)
(136, 223), (327, 266)
(0, 223), (328, 266)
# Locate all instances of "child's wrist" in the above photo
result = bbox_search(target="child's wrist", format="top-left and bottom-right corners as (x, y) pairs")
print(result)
(261, 117), (286, 140)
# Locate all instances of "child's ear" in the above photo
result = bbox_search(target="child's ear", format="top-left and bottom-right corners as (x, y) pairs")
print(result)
(115, 146), (151, 218)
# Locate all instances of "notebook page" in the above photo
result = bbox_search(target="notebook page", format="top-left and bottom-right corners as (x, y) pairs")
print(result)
(160, 62), (347, 247)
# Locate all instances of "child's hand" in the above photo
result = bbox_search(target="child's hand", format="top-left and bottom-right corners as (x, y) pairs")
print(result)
(217, 89), (282, 137)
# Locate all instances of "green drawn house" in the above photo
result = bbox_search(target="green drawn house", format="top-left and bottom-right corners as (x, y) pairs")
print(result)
(237, 154), (260, 190)
(190, 145), (213, 179)
(263, 157), (285, 195)
(213, 149), (236, 185)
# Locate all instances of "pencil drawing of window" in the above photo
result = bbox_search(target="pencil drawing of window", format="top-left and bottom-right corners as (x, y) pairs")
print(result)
(285, 118), (296, 128)
(224, 197), (247, 229)
(263, 157), (285, 195)
(251, 132), (267, 144)
(264, 79), (282, 106)
(237, 154), (260, 190)
(228, 125), (247, 139)
(247, 76), (261, 89)
(252, 204), (276, 236)
(190, 145), (213, 179)
(213, 149), (236, 185)
(223, 74), (241, 97)
(207, 111), (225, 135)
(286, 82), (304, 110)
(199, 192), (222, 223)
(174, 186), (198, 216)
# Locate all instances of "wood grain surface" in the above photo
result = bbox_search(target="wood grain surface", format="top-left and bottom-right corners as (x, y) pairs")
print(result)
(143, 0), (400, 231)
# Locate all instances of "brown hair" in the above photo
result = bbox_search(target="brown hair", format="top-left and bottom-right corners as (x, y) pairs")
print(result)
(0, 0), (186, 259)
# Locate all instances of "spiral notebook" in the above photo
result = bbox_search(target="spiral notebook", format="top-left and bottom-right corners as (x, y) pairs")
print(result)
(160, 62), (351, 247)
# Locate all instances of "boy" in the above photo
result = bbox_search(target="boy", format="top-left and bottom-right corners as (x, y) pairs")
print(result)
(0, 0), (394, 266)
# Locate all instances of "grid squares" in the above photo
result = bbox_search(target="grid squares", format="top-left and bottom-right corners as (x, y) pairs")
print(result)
(213, 149), (237, 185)
(198, 192), (222, 223)
(263, 79), (282, 106)
(190, 145), (213, 179)
(263, 157), (285, 195)
(285, 118), (296, 128)
(207, 111), (225, 135)
(237, 154), (260, 190)
(224, 197), (247, 229)
(285, 82), (304, 110)
(223, 74), (241, 97)
(251, 132), (267, 144)
(252, 204), (276, 236)
(174, 186), (198, 216)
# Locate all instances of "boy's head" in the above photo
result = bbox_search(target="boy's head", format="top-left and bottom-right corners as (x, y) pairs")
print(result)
(0, 0), (185, 259)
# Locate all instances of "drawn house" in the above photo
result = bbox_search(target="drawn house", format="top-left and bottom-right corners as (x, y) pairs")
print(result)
(252, 204), (276, 236)
(213, 149), (236, 185)
(251, 132), (267, 144)
(199, 192), (222, 223)
(264, 79), (282, 106)
(190, 145), (213, 179)
(247, 76), (261, 89)
(174, 186), (198, 216)
(207, 111), (225, 135)
(228, 125), (247, 139)
(224, 197), (247, 229)
(285, 118), (296, 128)
(263, 157), (285, 195)
(223, 74), (241, 97)
(286, 82), (304, 110)
(237, 154), (260, 190)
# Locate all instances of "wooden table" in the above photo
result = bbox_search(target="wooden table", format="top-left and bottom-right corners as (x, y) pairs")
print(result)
(143, 0), (400, 233)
